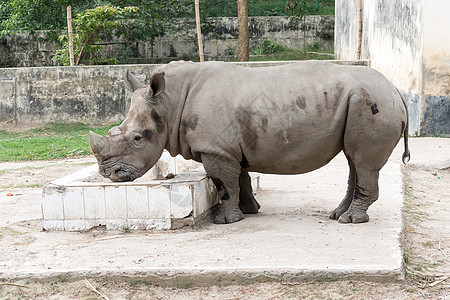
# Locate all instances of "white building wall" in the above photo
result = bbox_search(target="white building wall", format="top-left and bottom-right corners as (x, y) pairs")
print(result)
(420, 2), (450, 135)
(335, 0), (450, 136)
(423, 1), (450, 96)
(334, 0), (359, 61)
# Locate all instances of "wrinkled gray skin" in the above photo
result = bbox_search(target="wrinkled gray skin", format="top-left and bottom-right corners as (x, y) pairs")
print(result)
(89, 61), (410, 224)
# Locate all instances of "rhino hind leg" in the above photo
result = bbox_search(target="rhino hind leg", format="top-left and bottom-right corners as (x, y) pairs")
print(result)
(338, 168), (379, 223)
(334, 91), (404, 223)
(329, 155), (356, 220)
(239, 169), (260, 214)
(333, 149), (384, 224)
(202, 154), (244, 224)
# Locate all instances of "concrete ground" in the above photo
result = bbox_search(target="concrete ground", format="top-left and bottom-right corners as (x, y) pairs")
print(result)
(0, 138), (449, 285)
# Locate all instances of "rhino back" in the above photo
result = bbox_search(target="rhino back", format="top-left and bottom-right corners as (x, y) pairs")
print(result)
(166, 61), (400, 174)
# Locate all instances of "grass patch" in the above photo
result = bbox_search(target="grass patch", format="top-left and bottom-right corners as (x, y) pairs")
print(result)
(0, 227), (23, 238)
(430, 132), (447, 138)
(0, 122), (120, 162)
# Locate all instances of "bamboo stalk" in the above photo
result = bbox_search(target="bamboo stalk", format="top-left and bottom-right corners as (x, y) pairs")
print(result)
(67, 6), (75, 66)
(194, 0), (204, 62)
(357, 0), (363, 60)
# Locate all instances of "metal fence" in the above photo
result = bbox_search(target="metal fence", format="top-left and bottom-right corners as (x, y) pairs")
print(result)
(201, 0), (335, 17)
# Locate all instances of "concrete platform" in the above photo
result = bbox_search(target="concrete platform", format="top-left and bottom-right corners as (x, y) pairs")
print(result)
(0, 146), (408, 285)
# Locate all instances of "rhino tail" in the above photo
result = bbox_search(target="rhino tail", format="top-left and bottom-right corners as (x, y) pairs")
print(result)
(402, 127), (411, 164)
(396, 88), (411, 164)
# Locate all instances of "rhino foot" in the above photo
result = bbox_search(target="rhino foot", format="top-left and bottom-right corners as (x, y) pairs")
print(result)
(238, 169), (260, 214)
(338, 210), (369, 223)
(214, 206), (245, 224)
(239, 195), (260, 214)
(329, 206), (348, 220)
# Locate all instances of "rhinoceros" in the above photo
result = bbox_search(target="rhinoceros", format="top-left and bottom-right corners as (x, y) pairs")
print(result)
(89, 61), (410, 224)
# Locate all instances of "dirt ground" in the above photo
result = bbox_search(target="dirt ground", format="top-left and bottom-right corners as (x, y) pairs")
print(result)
(0, 159), (449, 299)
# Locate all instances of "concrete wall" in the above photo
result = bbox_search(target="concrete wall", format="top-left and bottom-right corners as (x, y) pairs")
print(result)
(0, 60), (368, 127)
(0, 16), (334, 68)
(335, 0), (449, 136)
(0, 65), (161, 126)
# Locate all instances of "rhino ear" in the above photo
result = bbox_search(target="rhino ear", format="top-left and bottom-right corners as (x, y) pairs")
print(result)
(150, 72), (165, 97)
(124, 69), (142, 92)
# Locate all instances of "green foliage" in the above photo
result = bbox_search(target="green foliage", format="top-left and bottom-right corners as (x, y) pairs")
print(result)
(286, 0), (335, 16)
(0, 2), (12, 30)
(1, 0), (193, 42)
(250, 39), (285, 55)
(48, 1), (193, 65)
(1, 1), (334, 34)
(0, 0), (91, 34)
(285, 0), (307, 18)
(53, 5), (138, 66)
(284, 0), (335, 21)
(199, 0), (334, 17)
(119, 0), (193, 42)
(253, 0), (287, 16)
(305, 40), (333, 53)
(224, 45), (235, 56)
(0, 122), (120, 162)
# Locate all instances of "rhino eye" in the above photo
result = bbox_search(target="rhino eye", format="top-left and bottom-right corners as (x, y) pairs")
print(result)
(131, 133), (145, 148)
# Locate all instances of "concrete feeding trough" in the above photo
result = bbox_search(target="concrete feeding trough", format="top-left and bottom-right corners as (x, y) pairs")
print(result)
(42, 152), (260, 231)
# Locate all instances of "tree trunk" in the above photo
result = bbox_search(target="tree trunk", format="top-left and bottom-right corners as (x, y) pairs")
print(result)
(237, 0), (249, 61)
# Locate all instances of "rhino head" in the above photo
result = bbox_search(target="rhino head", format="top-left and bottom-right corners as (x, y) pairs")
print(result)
(89, 70), (167, 182)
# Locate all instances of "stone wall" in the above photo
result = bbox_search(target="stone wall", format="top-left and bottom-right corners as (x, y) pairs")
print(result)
(149, 15), (334, 61)
(0, 31), (59, 68)
(335, 0), (449, 136)
(0, 16), (334, 67)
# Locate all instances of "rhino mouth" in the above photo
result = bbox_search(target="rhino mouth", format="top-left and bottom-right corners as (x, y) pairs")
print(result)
(99, 163), (140, 182)
(110, 166), (136, 182)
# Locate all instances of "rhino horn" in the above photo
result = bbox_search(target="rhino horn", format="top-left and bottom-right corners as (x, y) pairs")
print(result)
(89, 131), (109, 157)
(124, 69), (142, 92)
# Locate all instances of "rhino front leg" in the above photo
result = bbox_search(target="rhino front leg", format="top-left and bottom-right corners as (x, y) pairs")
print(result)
(239, 169), (260, 214)
(202, 154), (244, 224)
(329, 155), (356, 220)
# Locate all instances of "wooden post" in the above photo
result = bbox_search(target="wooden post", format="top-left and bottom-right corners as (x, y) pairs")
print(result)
(195, 0), (204, 62)
(67, 6), (75, 66)
(357, 0), (363, 60)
